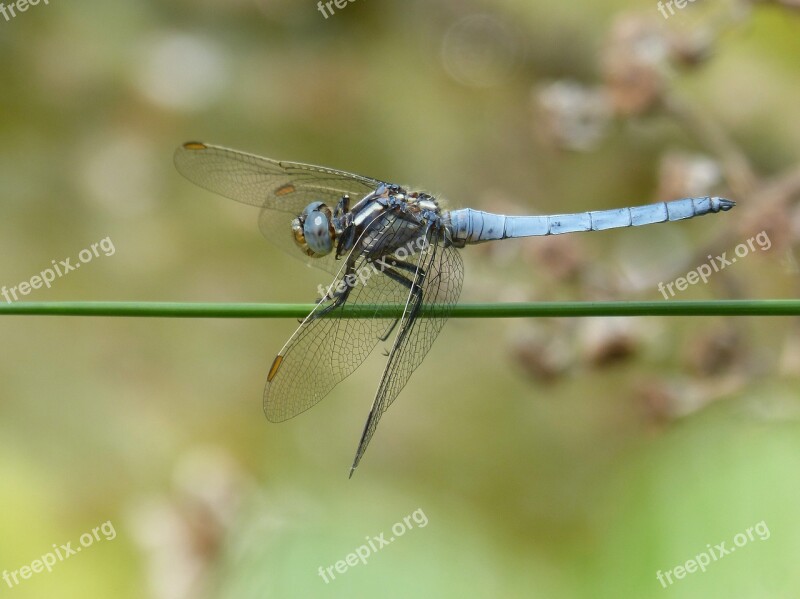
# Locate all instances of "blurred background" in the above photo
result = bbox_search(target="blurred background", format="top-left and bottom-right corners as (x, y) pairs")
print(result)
(1, 0), (799, 597)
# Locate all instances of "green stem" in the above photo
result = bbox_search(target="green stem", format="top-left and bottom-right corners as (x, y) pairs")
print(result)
(0, 300), (798, 318)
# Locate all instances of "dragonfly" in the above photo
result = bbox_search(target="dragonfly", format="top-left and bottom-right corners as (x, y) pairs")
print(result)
(174, 141), (735, 476)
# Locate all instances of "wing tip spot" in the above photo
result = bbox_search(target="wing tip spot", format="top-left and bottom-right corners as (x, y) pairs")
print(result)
(267, 355), (284, 382)
(182, 141), (207, 151)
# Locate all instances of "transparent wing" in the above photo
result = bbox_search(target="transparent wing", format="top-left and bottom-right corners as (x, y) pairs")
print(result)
(263, 211), (429, 422)
(349, 228), (464, 475)
(174, 142), (383, 273)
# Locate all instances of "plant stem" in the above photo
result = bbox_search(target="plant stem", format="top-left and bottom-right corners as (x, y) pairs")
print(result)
(0, 300), (798, 319)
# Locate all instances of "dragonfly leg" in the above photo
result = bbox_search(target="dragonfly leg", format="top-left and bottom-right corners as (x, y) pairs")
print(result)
(333, 194), (350, 218)
(383, 258), (424, 276)
(313, 261), (359, 320)
(376, 263), (427, 342)
(316, 287), (352, 318)
(376, 267), (414, 342)
(335, 224), (356, 260)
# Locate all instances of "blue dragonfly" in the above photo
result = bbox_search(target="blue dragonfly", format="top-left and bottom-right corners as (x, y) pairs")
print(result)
(174, 142), (734, 476)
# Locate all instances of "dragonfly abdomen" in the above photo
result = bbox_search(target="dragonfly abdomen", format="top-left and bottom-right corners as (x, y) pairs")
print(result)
(447, 196), (734, 244)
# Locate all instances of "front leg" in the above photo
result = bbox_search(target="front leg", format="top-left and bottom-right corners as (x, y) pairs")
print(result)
(335, 224), (356, 260)
(333, 193), (350, 219)
(313, 260), (359, 319)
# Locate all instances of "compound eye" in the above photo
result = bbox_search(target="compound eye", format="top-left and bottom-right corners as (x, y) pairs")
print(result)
(303, 210), (332, 256)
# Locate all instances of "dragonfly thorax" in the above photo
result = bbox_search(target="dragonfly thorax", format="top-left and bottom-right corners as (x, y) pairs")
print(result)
(292, 201), (338, 257)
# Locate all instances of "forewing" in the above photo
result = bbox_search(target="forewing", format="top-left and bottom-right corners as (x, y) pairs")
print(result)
(349, 229), (464, 474)
(174, 142), (382, 272)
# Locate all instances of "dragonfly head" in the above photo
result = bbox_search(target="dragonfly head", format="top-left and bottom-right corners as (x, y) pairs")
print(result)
(292, 201), (335, 257)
